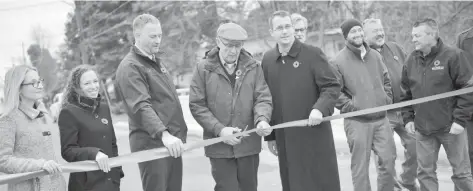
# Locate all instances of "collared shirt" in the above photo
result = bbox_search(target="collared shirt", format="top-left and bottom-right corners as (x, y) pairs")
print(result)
(277, 40), (294, 56)
(18, 101), (48, 120)
(359, 45), (367, 58)
(219, 52), (238, 74)
(135, 44), (155, 61)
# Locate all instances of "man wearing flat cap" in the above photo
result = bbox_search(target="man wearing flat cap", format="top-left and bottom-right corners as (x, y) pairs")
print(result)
(189, 22), (273, 191)
(332, 18), (395, 191)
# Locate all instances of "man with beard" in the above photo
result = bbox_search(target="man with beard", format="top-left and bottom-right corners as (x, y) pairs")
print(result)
(331, 18), (395, 191)
(457, 26), (473, 175)
(290, 13), (308, 43)
(401, 18), (473, 191)
(363, 18), (419, 191)
(261, 10), (342, 191)
(115, 14), (187, 191)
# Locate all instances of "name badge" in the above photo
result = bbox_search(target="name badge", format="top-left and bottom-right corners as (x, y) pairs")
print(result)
(42, 131), (51, 136)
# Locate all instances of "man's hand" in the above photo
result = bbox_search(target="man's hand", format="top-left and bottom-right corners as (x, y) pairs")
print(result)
(219, 127), (242, 145)
(267, 140), (278, 156)
(162, 131), (184, 158)
(449, 122), (465, 135)
(308, 109), (323, 126)
(256, 121), (272, 136)
(405, 121), (416, 134)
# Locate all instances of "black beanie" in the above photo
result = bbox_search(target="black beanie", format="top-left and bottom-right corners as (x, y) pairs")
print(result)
(341, 18), (362, 39)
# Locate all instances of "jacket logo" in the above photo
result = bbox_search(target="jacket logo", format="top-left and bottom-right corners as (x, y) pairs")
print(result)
(432, 60), (444, 70)
(293, 61), (300, 68)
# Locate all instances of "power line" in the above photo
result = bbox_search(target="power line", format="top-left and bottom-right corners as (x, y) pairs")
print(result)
(75, 1), (132, 37)
(0, 1), (61, 12)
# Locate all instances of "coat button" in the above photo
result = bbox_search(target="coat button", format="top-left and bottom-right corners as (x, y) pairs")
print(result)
(103, 136), (106, 139)
(108, 178), (111, 181)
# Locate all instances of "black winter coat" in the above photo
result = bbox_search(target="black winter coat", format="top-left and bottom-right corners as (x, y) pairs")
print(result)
(58, 93), (124, 191)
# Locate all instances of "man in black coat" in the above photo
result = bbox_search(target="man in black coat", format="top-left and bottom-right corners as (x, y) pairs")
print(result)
(261, 10), (342, 191)
(457, 26), (473, 175)
(115, 14), (188, 191)
(401, 18), (473, 191)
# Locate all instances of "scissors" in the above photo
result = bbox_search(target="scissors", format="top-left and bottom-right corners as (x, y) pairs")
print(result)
(235, 125), (249, 139)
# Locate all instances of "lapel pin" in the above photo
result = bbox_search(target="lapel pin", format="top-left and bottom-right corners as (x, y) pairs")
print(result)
(161, 67), (167, 73)
(42, 131), (51, 136)
(101, 118), (109, 125)
(235, 70), (242, 80)
(293, 61), (300, 68)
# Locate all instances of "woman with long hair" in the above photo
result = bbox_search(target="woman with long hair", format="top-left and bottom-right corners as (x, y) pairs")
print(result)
(0, 65), (66, 191)
(58, 65), (123, 191)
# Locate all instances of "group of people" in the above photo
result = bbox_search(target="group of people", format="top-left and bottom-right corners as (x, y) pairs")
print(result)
(0, 9), (473, 191)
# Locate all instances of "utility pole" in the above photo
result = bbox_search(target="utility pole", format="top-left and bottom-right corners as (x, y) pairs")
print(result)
(75, 1), (88, 65)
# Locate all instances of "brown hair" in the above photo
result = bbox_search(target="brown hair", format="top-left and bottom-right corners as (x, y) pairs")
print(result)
(268, 10), (292, 30)
(61, 64), (98, 109)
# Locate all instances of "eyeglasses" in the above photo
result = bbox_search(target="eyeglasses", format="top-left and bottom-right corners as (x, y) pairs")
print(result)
(21, 79), (44, 89)
(295, 28), (306, 33)
(274, 24), (293, 32)
(218, 37), (244, 49)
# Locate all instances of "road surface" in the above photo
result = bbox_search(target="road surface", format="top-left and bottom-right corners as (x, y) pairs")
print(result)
(0, 98), (456, 190)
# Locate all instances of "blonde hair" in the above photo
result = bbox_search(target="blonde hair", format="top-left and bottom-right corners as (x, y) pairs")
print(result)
(61, 64), (97, 109)
(1, 65), (37, 118)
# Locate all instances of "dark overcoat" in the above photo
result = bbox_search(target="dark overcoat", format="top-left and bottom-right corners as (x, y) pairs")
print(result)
(262, 39), (342, 191)
(58, 93), (124, 191)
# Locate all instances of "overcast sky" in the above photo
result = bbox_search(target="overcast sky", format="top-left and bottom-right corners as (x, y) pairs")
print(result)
(0, 0), (73, 80)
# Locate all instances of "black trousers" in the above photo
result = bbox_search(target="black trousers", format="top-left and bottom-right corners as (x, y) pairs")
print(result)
(209, 154), (259, 191)
(467, 121), (473, 174)
(138, 157), (182, 191)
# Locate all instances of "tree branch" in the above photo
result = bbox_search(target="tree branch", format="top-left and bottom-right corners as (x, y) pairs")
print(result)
(342, 1), (355, 18)
(440, 1), (473, 28)
(363, 1), (377, 20)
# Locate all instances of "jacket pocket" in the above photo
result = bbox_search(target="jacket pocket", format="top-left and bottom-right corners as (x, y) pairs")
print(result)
(84, 170), (104, 189)
(110, 168), (122, 186)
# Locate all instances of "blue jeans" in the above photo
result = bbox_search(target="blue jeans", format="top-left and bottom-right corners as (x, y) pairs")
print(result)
(383, 111), (418, 190)
(416, 130), (473, 191)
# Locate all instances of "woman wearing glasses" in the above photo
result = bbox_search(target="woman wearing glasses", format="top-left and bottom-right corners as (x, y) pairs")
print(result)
(58, 65), (123, 191)
(0, 65), (66, 191)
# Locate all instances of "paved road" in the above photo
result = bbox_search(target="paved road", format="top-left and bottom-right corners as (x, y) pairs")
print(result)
(0, 98), (456, 190)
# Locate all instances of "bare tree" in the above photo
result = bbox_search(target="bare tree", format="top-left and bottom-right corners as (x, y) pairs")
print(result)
(30, 25), (51, 50)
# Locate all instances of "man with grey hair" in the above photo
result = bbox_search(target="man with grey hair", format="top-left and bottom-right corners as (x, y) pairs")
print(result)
(401, 18), (473, 191)
(363, 18), (418, 191)
(189, 22), (273, 191)
(115, 14), (188, 191)
(290, 13), (308, 42)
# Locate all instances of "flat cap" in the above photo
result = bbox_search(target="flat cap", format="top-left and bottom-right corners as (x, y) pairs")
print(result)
(217, 23), (248, 41)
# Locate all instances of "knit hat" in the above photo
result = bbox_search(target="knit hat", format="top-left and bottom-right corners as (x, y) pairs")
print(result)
(340, 19), (362, 39)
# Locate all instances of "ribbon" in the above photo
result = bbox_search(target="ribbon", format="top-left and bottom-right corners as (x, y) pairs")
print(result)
(1, 86), (473, 185)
